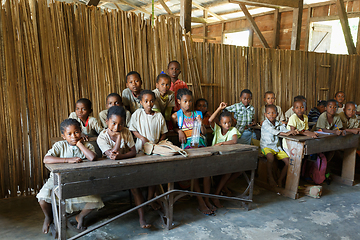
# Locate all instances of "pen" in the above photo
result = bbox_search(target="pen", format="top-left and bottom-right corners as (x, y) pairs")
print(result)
(334, 124), (340, 131)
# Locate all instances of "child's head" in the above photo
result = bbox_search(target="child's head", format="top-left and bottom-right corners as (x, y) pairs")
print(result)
(326, 99), (338, 116)
(240, 89), (252, 107)
(106, 106), (126, 133)
(60, 118), (82, 146)
(294, 95), (306, 103)
(139, 90), (155, 114)
(335, 91), (345, 104)
(293, 100), (305, 118)
(167, 60), (181, 81)
(177, 88), (193, 112)
(195, 98), (208, 114)
(219, 109), (232, 131)
(75, 98), (92, 120)
(106, 93), (122, 109)
(264, 104), (278, 123)
(264, 91), (276, 105)
(316, 100), (327, 114)
(126, 71), (142, 94)
(344, 102), (357, 119)
(156, 74), (171, 96)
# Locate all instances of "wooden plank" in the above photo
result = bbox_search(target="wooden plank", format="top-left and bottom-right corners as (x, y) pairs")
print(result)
(272, 8), (280, 48)
(338, 147), (356, 186)
(304, 134), (359, 155)
(180, 0), (192, 32)
(304, 7), (312, 51)
(229, 0), (299, 8)
(284, 140), (304, 199)
(291, 0), (303, 50)
(239, 3), (270, 48)
(158, 0), (173, 15)
(336, 0), (356, 54)
(357, 18), (360, 54)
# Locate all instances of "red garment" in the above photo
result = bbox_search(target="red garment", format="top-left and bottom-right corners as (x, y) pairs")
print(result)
(170, 79), (188, 112)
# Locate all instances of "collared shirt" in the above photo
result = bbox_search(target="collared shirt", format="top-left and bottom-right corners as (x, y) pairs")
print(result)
(226, 102), (255, 133)
(68, 112), (103, 136)
(339, 112), (359, 129)
(259, 105), (285, 122)
(45, 140), (95, 158)
(97, 128), (135, 155)
(152, 89), (175, 113)
(122, 88), (142, 114)
(315, 112), (343, 130)
(260, 118), (289, 152)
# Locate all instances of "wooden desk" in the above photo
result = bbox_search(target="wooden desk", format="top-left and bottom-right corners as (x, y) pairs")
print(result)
(46, 144), (258, 240)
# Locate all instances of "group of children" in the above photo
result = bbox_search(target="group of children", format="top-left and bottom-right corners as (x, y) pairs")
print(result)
(37, 59), (360, 233)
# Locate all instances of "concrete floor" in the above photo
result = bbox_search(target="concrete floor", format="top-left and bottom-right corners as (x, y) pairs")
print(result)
(1, 178), (360, 240)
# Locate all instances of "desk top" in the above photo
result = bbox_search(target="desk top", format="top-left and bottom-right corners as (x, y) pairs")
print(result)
(279, 133), (360, 142)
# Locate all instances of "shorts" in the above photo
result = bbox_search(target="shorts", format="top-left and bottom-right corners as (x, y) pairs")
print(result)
(261, 148), (289, 160)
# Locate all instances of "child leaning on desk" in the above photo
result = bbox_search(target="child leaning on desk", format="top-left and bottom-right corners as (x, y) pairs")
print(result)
(37, 119), (104, 234)
(339, 102), (360, 134)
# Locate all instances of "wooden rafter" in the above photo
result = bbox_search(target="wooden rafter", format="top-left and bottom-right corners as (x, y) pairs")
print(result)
(229, 0), (299, 8)
(158, 0), (173, 15)
(192, 2), (224, 21)
(290, 0), (303, 50)
(102, 0), (152, 15)
(272, 8), (280, 49)
(336, 0), (356, 54)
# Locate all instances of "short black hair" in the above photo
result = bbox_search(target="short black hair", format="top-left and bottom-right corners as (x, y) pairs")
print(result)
(106, 93), (122, 103)
(293, 100), (307, 109)
(335, 91), (345, 97)
(345, 101), (357, 109)
(138, 89), (155, 101)
(327, 99), (338, 108)
(107, 106), (126, 120)
(264, 91), (275, 98)
(167, 60), (181, 69)
(293, 95), (306, 102)
(76, 98), (92, 109)
(240, 89), (252, 97)
(156, 73), (171, 83)
(265, 104), (278, 113)
(219, 109), (232, 122)
(60, 118), (81, 134)
(317, 100), (327, 107)
(195, 98), (208, 107)
(176, 88), (192, 100)
(126, 71), (142, 82)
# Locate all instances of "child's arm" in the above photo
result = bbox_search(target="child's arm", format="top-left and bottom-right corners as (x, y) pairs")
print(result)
(279, 129), (298, 136)
(132, 131), (149, 145)
(171, 112), (186, 143)
(344, 128), (359, 134)
(209, 102), (227, 128)
(320, 128), (343, 135)
(109, 146), (136, 160)
(43, 156), (82, 164)
(76, 140), (97, 161)
(289, 126), (318, 138)
(214, 134), (238, 146)
(196, 115), (206, 135)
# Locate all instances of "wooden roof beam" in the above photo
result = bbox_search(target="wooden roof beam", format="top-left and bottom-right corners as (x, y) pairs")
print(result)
(158, 0), (173, 15)
(229, 0), (299, 8)
(192, 2), (224, 21)
(336, 0), (356, 54)
(102, 0), (152, 15)
(291, 0), (303, 50)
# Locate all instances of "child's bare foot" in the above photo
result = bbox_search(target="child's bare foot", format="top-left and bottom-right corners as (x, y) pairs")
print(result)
(198, 202), (213, 215)
(75, 215), (87, 231)
(268, 177), (277, 187)
(149, 201), (161, 211)
(140, 219), (151, 229)
(205, 200), (217, 212)
(42, 217), (52, 234)
(212, 198), (224, 209)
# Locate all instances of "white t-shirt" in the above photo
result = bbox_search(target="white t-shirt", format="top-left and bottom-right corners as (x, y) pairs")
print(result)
(96, 128), (135, 155)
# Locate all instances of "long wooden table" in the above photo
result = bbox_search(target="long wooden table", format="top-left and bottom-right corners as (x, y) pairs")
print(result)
(46, 144), (258, 240)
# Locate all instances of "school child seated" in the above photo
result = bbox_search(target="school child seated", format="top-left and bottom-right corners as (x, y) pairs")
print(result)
(195, 98), (212, 127)
(259, 91), (285, 124)
(37, 119), (104, 233)
(69, 98), (103, 136)
(171, 88), (212, 215)
(98, 93), (131, 129)
(167, 60), (188, 111)
(207, 102), (241, 208)
(152, 73), (175, 123)
(122, 71), (143, 114)
(315, 99), (344, 135)
(260, 105), (297, 187)
(285, 95), (306, 122)
(308, 100), (327, 123)
(226, 89), (256, 145)
(335, 91), (345, 114)
(339, 102), (360, 134)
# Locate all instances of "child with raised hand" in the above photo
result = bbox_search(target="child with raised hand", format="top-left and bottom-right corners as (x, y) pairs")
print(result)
(308, 100), (327, 123)
(152, 73), (175, 123)
(195, 98), (212, 127)
(339, 102), (360, 134)
(335, 91), (345, 113)
(226, 89), (256, 145)
(259, 91), (285, 124)
(261, 105), (297, 187)
(98, 93), (131, 128)
(315, 99), (344, 135)
(285, 95), (306, 121)
(167, 60), (188, 111)
(122, 71), (143, 114)
(37, 119), (104, 234)
(69, 98), (103, 136)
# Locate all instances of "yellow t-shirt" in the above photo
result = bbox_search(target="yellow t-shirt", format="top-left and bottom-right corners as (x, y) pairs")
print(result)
(283, 114), (309, 149)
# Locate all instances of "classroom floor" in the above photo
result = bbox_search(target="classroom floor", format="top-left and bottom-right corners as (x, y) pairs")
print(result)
(1, 177), (360, 240)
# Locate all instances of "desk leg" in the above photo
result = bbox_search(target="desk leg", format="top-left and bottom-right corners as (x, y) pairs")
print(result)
(166, 183), (174, 230)
(247, 170), (255, 210)
(58, 199), (66, 240)
(333, 147), (356, 186)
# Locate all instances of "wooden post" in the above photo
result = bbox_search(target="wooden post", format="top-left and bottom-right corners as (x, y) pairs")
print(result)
(180, 0), (192, 33)
(291, 0), (303, 50)
(203, 10), (208, 43)
(304, 7), (312, 51)
(357, 19), (360, 54)
(336, 0), (356, 54)
(272, 8), (280, 49)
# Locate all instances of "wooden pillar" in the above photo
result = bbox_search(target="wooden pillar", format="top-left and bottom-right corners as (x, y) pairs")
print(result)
(291, 0), (303, 50)
(357, 19), (360, 54)
(272, 8), (280, 49)
(180, 0), (192, 33)
(336, 0), (356, 54)
(203, 10), (208, 43)
(304, 7), (312, 51)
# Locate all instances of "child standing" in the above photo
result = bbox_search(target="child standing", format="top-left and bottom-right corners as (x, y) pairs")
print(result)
(260, 105), (297, 187)
(308, 100), (327, 123)
(315, 99), (344, 135)
(167, 60), (188, 112)
(226, 89), (255, 145)
(37, 119), (104, 233)
(335, 91), (345, 113)
(122, 71), (143, 114)
(285, 95), (306, 121)
(69, 98), (103, 136)
(98, 93), (131, 128)
(195, 98), (212, 127)
(259, 91), (285, 124)
(339, 102), (360, 134)
(152, 73), (175, 122)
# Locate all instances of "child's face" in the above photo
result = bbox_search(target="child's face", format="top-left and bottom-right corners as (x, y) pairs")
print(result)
(75, 102), (91, 120)
(156, 77), (171, 96)
(264, 93), (275, 105)
(241, 93), (252, 107)
(106, 115), (125, 133)
(335, 92), (345, 104)
(178, 94), (192, 112)
(344, 103), (356, 118)
(265, 106), (278, 123)
(317, 105), (326, 114)
(140, 94), (155, 114)
(167, 62), (181, 80)
(219, 116), (232, 132)
(61, 125), (82, 146)
(106, 96), (122, 109)
(195, 100), (208, 114)
(293, 101), (305, 117)
(126, 74), (142, 94)
(326, 102), (338, 116)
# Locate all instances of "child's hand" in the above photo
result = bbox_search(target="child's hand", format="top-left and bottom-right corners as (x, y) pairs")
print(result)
(67, 157), (82, 163)
(109, 151), (121, 160)
(214, 142), (223, 146)
(311, 132), (318, 138)
(248, 120), (256, 126)
(81, 133), (89, 141)
(218, 102), (227, 110)
(196, 115), (203, 124)
(178, 131), (186, 143)
(342, 130), (347, 136)
(335, 129), (342, 136)
(140, 137), (149, 146)
(286, 130), (297, 136)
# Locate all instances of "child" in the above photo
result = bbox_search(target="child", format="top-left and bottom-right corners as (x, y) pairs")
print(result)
(167, 60), (188, 112)
(285, 95), (306, 121)
(226, 89), (256, 145)
(335, 91), (345, 113)
(260, 105), (297, 187)
(37, 119), (104, 233)
(208, 102), (241, 208)
(152, 73), (175, 122)
(195, 98), (212, 127)
(259, 91), (285, 124)
(308, 100), (327, 123)
(122, 71), (143, 114)
(339, 102), (360, 134)
(315, 99), (344, 135)
(69, 98), (103, 136)
(98, 93), (131, 128)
